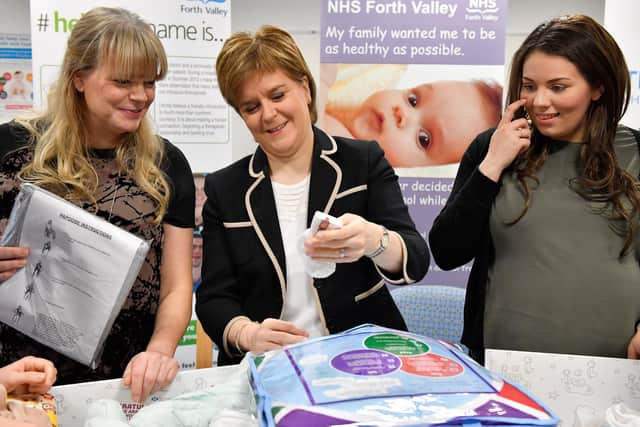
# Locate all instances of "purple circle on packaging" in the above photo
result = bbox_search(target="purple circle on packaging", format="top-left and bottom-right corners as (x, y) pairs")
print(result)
(331, 349), (401, 376)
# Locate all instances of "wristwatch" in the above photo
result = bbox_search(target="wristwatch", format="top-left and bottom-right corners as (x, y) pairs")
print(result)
(367, 226), (389, 258)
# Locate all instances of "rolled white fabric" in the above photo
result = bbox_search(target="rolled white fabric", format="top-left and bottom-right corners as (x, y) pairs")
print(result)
(298, 228), (336, 279)
(297, 212), (343, 279)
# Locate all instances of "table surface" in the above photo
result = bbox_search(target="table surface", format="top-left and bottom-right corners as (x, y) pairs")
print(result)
(51, 365), (241, 427)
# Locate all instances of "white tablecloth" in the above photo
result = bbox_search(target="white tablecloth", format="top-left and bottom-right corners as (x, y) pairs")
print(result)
(51, 365), (241, 427)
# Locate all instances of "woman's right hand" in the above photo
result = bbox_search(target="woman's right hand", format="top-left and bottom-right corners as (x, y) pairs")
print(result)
(0, 247), (29, 281)
(235, 318), (308, 354)
(479, 99), (531, 182)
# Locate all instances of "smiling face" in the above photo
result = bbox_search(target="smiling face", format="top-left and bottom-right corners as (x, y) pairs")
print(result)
(237, 68), (314, 165)
(73, 63), (156, 148)
(521, 51), (603, 143)
(346, 81), (498, 167)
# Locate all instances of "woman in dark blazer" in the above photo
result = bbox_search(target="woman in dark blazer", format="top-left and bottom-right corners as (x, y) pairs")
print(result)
(196, 25), (429, 366)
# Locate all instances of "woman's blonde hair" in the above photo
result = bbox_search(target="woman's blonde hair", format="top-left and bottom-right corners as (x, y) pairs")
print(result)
(216, 25), (317, 123)
(17, 7), (170, 222)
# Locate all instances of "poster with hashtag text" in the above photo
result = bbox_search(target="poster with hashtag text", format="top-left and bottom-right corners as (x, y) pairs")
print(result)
(29, 0), (231, 173)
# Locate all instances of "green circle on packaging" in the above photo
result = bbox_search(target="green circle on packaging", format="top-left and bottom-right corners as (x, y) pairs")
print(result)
(364, 334), (429, 356)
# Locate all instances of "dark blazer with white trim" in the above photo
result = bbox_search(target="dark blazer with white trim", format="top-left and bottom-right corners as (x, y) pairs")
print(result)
(196, 126), (430, 366)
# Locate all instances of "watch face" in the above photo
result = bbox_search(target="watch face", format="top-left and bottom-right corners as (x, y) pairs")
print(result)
(381, 228), (389, 249)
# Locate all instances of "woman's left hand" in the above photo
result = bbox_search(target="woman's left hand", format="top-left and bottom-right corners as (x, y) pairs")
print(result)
(123, 351), (179, 403)
(304, 213), (380, 262)
(627, 328), (640, 359)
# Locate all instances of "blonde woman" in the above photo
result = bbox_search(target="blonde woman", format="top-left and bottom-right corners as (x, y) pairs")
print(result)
(0, 7), (194, 402)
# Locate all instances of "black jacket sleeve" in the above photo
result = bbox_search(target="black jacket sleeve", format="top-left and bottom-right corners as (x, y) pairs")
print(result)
(428, 129), (500, 270)
(365, 140), (430, 282)
(195, 170), (247, 358)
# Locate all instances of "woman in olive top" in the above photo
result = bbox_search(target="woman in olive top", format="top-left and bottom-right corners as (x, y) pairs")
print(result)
(429, 14), (640, 363)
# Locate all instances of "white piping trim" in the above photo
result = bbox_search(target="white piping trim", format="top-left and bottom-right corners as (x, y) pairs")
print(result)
(336, 185), (367, 200)
(222, 315), (251, 357)
(398, 232), (414, 283)
(320, 128), (338, 155)
(319, 134), (342, 213)
(300, 129), (338, 332)
(245, 174), (287, 317)
(248, 151), (262, 178)
(223, 221), (252, 228)
(310, 277), (329, 335)
(354, 279), (385, 302)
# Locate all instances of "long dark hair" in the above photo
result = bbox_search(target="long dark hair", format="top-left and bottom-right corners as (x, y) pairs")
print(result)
(506, 14), (639, 257)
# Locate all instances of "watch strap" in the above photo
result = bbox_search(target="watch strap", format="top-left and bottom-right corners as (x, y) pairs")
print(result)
(366, 226), (388, 258)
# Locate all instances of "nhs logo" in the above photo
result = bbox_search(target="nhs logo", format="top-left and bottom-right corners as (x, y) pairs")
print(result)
(464, 0), (500, 21)
(466, 0), (499, 14)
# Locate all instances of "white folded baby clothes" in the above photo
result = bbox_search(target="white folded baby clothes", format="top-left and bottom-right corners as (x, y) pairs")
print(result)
(297, 211), (343, 279)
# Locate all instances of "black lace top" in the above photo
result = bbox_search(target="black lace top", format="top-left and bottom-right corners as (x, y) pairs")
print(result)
(0, 122), (195, 384)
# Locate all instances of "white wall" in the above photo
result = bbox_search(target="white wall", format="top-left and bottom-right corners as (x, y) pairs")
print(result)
(229, 0), (323, 161)
(2, 1), (30, 34)
(2, 0), (607, 163)
(505, 0), (605, 71)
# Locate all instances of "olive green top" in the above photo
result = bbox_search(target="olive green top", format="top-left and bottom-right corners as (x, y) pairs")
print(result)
(485, 127), (640, 357)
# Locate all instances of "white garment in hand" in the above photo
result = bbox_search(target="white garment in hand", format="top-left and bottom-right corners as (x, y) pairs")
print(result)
(297, 211), (343, 279)
(297, 228), (335, 278)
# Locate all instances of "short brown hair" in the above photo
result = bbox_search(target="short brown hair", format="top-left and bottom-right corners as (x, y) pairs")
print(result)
(216, 25), (317, 123)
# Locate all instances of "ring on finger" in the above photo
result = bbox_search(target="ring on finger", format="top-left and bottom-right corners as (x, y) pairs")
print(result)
(339, 248), (345, 259)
